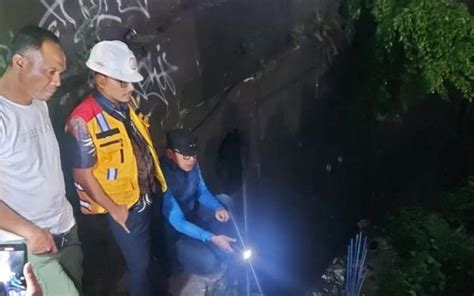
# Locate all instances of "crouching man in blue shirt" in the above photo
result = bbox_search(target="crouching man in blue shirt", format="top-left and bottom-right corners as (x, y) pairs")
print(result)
(161, 128), (236, 275)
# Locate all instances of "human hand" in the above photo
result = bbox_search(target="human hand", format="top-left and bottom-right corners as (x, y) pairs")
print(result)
(110, 205), (130, 234)
(24, 262), (43, 296)
(211, 235), (236, 253)
(215, 209), (231, 223)
(26, 228), (57, 254)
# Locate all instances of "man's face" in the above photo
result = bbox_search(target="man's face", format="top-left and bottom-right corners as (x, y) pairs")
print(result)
(96, 74), (134, 105)
(19, 40), (66, 101)
(167, 149), (198, 172)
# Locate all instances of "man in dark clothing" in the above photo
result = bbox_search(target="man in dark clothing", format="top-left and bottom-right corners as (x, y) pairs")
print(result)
(161, 129), (236, 275)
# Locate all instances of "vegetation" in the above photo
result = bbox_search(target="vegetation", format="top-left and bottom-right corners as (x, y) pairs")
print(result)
(377, 178), (474, 295)
(341, 0), (474, 115)
(336, 1), (474, 294)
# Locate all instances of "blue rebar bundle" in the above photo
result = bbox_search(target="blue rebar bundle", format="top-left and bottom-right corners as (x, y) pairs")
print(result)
(345, 232), (368, 296)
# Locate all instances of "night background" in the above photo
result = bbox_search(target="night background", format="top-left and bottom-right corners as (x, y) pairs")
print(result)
(1, 0), (473, 295)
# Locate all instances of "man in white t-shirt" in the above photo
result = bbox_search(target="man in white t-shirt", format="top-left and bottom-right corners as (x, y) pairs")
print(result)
(0, 26), (82, 296)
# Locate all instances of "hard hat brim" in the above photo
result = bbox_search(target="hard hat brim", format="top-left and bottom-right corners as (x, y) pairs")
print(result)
(86, 60), (144, 83)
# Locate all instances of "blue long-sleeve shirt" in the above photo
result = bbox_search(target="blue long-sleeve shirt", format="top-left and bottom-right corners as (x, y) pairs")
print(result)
(161, 156), (224, 242)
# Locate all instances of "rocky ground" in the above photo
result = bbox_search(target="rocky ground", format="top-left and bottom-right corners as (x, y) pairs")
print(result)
(309, 236), (396, 296)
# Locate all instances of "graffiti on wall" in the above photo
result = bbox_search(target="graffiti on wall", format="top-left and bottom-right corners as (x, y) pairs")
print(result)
(0, 0), (178, 115)
(0, 45), (9, 71)
(39, 0), (150, 43)
(135, 44), (179, 116)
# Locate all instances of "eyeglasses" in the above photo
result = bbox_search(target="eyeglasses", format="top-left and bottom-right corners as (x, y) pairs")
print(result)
(112, 77), (131, 89)
(95, 73), (131, 88)
(174, 149), (197, 160)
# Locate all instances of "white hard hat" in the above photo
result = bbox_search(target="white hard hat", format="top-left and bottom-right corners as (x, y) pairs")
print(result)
(86, 40), (143, 83)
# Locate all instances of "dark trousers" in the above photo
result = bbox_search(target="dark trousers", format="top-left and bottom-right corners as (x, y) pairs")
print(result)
(165, 194), (234, 275)
(107, 193), (162, 296)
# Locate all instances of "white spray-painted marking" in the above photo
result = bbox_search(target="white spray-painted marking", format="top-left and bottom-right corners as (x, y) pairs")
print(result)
(39, 0), (77, 30)
(38, 0), (151, 44)
(2, 0), (179, 118)
(135, 45), (179, 116)
(0, 45), (9, 55)
(117, 0), (150, 18)
(0, 45), (9, 70)
(36, 0), (179, 114)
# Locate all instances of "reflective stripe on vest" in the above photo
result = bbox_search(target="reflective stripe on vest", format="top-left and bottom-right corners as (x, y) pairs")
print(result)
(74, 100), (167, 215)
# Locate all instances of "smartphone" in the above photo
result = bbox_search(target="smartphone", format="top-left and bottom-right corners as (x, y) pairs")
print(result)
(0, 243), (27, 296)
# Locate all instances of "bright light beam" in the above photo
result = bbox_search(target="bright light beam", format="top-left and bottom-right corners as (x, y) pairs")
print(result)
(243, 249), (252, 260)
(230, 214), (264, 295)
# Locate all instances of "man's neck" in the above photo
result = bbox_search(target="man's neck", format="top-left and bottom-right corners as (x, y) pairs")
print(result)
(0, 71), (33, 105)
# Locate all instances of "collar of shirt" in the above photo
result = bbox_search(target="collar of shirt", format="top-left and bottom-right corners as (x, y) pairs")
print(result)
(93, 91), (129, 121)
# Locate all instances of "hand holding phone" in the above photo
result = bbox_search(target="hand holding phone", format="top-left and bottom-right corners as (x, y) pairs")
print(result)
(23, 263), (42, 296)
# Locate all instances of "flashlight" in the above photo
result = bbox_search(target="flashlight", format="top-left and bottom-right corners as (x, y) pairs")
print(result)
(232, 243), (253, 261)
(242, 249), (252, 260)
(235, 247), (252, 261)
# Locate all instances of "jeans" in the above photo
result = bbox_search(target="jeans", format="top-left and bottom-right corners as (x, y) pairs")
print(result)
(107, 192), (162, 296)
(166, 194), (234, 275)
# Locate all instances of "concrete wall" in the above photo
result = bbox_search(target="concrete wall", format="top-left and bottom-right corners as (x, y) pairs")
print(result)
(0, 1), (360, 294)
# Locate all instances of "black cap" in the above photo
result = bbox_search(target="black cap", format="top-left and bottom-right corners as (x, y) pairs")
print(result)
(166, 128), (198, 156)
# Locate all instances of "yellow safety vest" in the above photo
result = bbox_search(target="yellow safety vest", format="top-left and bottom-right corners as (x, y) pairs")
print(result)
(69, 95), (167, 214)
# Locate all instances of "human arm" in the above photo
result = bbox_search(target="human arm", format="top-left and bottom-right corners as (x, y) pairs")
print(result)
(196, 166), (231, 222)
(72, 168), (130, 233)
(66, 117), (129, 233)
(211, 235), (236, 253)
(162, 189), (214, 242)
(0, 201), (57, 254)
(163, 190), (235, 252)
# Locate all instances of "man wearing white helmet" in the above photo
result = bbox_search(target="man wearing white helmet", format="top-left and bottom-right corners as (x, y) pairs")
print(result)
(65, 40), (167, 296)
